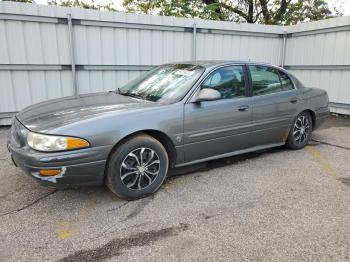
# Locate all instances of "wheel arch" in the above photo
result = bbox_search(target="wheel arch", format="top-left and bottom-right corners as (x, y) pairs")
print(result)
(303, 109), (316, 130)
(104, 129), (177, 180)
(142, 129), (177, 167)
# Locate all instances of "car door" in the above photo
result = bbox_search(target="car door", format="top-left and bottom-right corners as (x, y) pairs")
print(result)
(248, 65), (300, 147)
(183, 65), (252, 163)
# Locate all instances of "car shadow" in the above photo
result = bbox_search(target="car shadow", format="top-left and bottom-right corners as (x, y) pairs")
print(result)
(167, 146), (286, 181)
(44, 145), (287, 202)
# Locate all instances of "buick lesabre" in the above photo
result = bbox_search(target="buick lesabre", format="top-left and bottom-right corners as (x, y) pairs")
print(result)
(7, 61), (329, 199)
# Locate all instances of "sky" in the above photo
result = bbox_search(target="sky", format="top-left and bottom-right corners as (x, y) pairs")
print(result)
(329, 0), (350, 15)
(34, 0), (350, 16)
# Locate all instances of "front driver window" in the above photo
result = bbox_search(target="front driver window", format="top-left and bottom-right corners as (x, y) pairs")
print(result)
(201, 66), (246, 99)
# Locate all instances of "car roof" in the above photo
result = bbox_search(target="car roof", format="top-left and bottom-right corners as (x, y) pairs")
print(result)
(165, 60), (295, 83)
(168, 60), (274, 69)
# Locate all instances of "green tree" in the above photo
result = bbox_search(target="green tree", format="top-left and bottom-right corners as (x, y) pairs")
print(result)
(283, 0), (334, 25)
(123, 0), (343, 25)
(47, 0), (117, 11)
(1, 0), (35, 3)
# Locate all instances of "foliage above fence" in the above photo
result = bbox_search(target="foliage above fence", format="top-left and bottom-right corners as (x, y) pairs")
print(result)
(0, 1), (349, 123)
(2, 0), (344, 25)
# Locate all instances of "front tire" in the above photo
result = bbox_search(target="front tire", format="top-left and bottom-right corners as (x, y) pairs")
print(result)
(106, 134), (169, 200)
(286, 111), (313, 150)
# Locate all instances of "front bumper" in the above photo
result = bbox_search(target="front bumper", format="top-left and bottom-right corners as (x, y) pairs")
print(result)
(8, 142), (113, 188)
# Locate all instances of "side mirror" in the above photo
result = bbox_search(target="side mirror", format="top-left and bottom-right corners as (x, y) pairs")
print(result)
(194, 88), (221, 102)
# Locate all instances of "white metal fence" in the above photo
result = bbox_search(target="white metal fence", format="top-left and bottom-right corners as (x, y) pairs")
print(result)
(285, 17), (350, 115)
(0, 2), (349, 124)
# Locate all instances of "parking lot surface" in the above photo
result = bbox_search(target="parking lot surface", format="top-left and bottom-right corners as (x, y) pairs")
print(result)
(0, 116), (350, 262)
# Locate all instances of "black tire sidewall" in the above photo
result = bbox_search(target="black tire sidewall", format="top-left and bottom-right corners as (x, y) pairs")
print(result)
(107, 135), (168, 200)
(287, 111), (313, 149)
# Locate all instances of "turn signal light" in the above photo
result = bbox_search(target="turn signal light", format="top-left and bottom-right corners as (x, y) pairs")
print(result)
(66, 137), (90, 150)
(39, 169), (62, 176)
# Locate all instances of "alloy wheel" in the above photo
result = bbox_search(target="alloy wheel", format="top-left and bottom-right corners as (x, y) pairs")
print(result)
(120, 147), (160, 190)
(293, 115), (311, 144)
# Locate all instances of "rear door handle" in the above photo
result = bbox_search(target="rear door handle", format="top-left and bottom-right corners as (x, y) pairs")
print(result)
(290, 97), (298, 103)
(238, 105), (249, 111)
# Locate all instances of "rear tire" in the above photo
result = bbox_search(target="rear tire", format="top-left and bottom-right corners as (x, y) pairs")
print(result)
(286, 111), (313, 150)
(106, 134), (169, 200)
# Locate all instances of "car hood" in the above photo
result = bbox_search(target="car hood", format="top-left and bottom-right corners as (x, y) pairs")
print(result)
(16, 92), (158, 133)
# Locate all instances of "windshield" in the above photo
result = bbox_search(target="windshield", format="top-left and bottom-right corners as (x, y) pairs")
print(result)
(118, 64), (205, 103)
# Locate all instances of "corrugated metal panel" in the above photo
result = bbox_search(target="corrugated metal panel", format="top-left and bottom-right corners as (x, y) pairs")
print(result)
(285, 16), (350, 115)
(76, 70), (142, 94)
(0, 70), (73, 112)
(0, 1), (350, 124)
(196, 33), (282, 64)
(0, 20), (70, 64)
(289, 69), (350, 104)
(285, 30), (350, 65)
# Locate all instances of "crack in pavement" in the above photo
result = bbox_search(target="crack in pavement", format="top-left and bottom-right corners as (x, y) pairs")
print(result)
(56, 223), (189, 262)
(106, 201), (129, 213)
(311, 139), (350, 151)
(95, 197), (154, 240)
(0, 190), (57, 217)
(338, 177), (350, 187)
(119, 196), (154, 222)
(93, 202), (132, 239)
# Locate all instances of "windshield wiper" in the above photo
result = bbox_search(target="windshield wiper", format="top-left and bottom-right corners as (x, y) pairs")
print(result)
(127, 93), (144, 99)
(120, 92), (147, 101)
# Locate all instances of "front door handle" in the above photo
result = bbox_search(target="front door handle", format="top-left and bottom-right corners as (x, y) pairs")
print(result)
(290, 97), (298, 103)
(238, 105), (249, 111)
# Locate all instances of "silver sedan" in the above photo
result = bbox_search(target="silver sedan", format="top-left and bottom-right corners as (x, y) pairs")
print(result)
(7, 61), (329, 200)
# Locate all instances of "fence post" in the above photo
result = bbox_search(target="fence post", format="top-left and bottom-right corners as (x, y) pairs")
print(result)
(280, 30), (287, 68)
(193, 23), (197, 61)
(67, 14), (78, 96)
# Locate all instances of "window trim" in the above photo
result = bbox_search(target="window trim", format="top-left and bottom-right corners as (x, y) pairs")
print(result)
(277, 70), (295, 92)
(246, 64), (297, 97)
(187, 64), (250, 103)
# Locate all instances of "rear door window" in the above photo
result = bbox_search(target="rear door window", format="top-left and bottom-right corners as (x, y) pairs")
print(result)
(249, 65), (294, 96)
(278, 71), (295, 91)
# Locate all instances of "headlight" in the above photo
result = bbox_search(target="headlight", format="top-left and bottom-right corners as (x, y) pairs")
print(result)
(27, 132), (90, 152)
